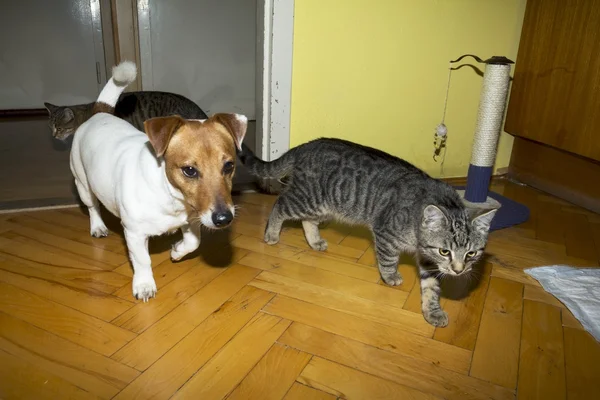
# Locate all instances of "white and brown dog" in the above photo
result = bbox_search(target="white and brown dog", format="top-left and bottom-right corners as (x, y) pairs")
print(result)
(70, 62), (246, 301)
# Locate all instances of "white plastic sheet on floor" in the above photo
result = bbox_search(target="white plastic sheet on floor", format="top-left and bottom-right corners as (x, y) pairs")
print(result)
(525, 266), (600, 341)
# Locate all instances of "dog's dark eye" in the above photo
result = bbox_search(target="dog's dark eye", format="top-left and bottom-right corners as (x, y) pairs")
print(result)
(223, 161), (235, 174)
(181, 166), (198, 178)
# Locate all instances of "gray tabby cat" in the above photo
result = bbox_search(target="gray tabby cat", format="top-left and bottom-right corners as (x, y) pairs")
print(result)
(45, 91), (208, 140)
(238, 138), (497, 327)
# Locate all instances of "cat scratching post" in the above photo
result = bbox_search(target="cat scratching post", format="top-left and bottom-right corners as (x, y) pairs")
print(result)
(464, 57), (511, 205)
(452, 55), (529, 230)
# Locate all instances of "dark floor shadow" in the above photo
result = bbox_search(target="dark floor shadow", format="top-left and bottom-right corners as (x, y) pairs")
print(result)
(282, 220), (302, 230)
(399, 253), (416, 266)
(149, 231), (180, 255)
(181, 227), (236, 268)
(75, 200), (237, 267)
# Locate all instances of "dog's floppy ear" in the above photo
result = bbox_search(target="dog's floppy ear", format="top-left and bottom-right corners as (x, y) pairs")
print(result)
(213, 113), (248, 151)
(144, 116), (184, 157)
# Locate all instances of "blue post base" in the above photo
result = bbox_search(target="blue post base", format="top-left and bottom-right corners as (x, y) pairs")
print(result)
(464, 165), (493, 203)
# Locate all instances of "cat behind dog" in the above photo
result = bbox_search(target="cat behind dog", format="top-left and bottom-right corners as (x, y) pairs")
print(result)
(45, 91), (208, 140)
(238, 138), (497, 327)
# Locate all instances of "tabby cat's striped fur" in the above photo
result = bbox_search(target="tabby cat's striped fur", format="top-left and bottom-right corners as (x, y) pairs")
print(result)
(239, 138), (496, 327)
(45, 91), (207, 140)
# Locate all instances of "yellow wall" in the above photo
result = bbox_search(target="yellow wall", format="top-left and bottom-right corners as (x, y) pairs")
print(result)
(290, 0), (527, 178)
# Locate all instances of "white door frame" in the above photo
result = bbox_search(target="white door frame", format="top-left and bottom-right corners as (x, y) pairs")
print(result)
(135, 0), (294, 161)
(136, 0), (153, 91)
(90, 0), (108, 90)
(256, 0), (294, 161)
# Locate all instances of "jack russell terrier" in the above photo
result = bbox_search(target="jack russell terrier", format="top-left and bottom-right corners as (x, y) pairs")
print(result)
(70, 61), (247, 301)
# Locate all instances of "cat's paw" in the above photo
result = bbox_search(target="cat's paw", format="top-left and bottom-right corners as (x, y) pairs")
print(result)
(264, 231), (280, 245)
(381, 272), (403, 286)
(424, 309), (449, 327)
(309, 239), (328, 251)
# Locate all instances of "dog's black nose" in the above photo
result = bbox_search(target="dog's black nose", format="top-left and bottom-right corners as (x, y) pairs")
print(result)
(212, 210), (233, 227)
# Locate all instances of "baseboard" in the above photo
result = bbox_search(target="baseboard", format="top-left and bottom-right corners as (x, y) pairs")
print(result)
(0, 175), (510, 213)
(509, 137), (600, 214)
(0, 197), (79, 214)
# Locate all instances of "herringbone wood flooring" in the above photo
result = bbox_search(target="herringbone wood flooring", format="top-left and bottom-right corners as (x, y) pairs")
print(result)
(0, 180), (599, 399)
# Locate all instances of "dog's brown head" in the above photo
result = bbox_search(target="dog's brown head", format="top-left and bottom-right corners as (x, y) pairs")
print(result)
(144, 113), (247, 229)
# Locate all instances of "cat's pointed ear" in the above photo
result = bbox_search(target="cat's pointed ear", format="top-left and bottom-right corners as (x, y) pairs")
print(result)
(213, 113), (247, 151)
(422, 205), (448, 231)
(63, 108), (74, 122)
(471, 209), (497, 234)
(144, 115), (184, 157)
(44, 102), (58, 114)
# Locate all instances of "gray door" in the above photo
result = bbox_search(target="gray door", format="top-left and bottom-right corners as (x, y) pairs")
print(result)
(139, 0), (257, 186)
(140, 0), (256, 118)
(0, 0), (106, 109)
(0, 0), (107, 208)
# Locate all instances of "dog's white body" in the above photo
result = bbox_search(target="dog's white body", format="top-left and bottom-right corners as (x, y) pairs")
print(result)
(71, 114), (189, 234)
(70, 62), (204, 300)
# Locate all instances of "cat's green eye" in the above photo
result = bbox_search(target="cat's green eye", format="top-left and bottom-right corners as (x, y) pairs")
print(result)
(466, 251), (477, 258)
(439, 249), (450, 256)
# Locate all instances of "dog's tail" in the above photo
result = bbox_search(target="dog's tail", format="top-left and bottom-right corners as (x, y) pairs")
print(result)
(92, 61), (137, 115)
(238, 143), (296, 182)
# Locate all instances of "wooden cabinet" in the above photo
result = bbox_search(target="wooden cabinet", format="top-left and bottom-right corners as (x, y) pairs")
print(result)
(505, 0), (600, 213)
(505, 0), (600, 161)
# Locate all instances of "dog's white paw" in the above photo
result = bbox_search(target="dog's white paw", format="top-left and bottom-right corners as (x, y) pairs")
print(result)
(171, 249), (184, 261)
(132, 273), (157, 302)
(170, 239), (199, 261)
(170, 242), (187, 261)
(90, 225), (109, 238)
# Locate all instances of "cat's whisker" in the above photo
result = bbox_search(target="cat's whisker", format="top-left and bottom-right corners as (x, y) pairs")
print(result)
(464, 273), (474, 285)
(435, 271), (448, 282)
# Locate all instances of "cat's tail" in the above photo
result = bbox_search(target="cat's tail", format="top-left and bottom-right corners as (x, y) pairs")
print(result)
(238, 143), (296, 181)
(92, 61), (137, 115)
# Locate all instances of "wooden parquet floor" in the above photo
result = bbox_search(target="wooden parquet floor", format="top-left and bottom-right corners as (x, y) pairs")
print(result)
(0, 179), (599, 399)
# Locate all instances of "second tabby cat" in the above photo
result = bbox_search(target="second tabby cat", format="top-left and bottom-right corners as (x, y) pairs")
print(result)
(238, 138), (497, 327)
(45, 91), (208, 140)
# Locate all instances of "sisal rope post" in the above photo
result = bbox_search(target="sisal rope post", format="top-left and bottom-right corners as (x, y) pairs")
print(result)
(442, 54), (529, 230)
(464, 58), (512, 203)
